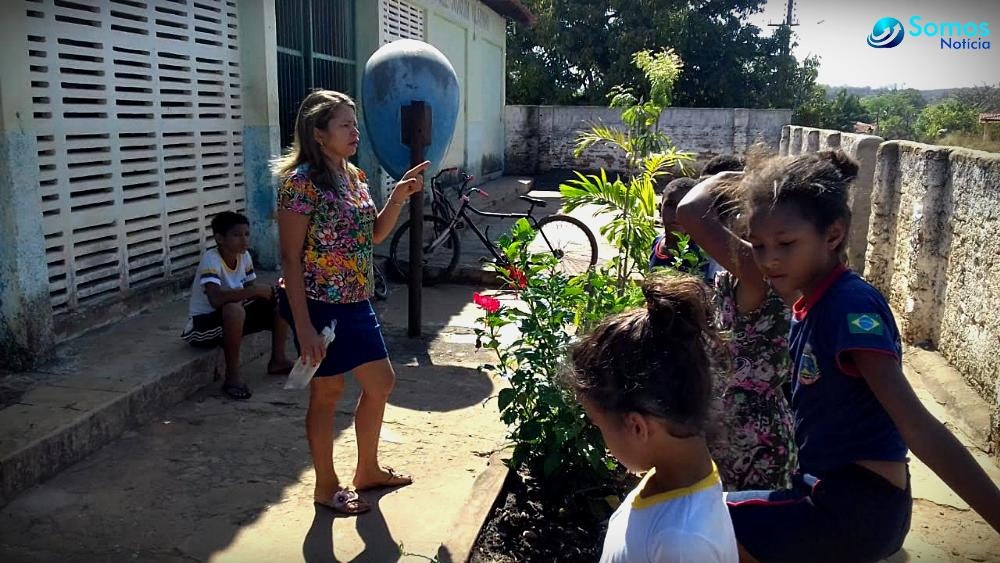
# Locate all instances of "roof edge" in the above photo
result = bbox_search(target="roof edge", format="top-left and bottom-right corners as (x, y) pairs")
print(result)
(480, 0), (537, 26)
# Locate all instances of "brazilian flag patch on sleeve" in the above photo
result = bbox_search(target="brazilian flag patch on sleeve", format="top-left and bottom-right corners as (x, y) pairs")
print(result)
(848, 313), (884, 335)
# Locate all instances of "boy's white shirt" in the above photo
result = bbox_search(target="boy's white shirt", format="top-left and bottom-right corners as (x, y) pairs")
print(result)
(600, 464), (738, 563)
(188, 248), (256, 317)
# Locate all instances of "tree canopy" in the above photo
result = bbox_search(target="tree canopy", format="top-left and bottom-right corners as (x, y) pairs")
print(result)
(506, 0), (818, 109)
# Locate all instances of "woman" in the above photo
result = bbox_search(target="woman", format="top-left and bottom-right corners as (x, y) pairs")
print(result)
(273, 89), (429, 515)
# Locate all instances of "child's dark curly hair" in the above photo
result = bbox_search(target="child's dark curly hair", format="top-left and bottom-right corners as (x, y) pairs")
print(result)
(569, 275), (717, 438)
(211, 211), (250, 236)
(701, 154), (744, 177)
(739, 149), (859, 252)
(663, 177), (698, 201)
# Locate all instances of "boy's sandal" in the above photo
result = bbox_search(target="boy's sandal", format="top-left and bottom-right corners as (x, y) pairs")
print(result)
(314, 489), (370, 515)
(355, 467), (413, 491)
(221, 383), (252, 400)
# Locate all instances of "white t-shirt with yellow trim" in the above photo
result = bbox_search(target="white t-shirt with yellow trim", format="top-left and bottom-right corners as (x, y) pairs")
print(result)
(188, 248), (256, 317)
(599, 463), (738, 563)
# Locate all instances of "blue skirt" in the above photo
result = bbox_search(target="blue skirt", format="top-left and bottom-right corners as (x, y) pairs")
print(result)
(277, 288), (389, 376)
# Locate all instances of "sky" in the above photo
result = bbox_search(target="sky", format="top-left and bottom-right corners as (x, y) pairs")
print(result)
(747, 0), (1000, 90)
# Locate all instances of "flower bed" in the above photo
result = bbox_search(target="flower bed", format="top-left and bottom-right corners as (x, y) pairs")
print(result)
(469, 48), (702, 561)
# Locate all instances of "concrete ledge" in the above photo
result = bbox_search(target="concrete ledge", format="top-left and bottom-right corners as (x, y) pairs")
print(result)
(0, 295), (270, 506)
(476, 176), (533, 207)
(438, 452), (511, 563)
(904, 346), (991, 450)
(450, 264), (504, 287)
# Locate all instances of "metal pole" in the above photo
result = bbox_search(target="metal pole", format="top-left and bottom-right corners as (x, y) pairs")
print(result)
(401, 101), (432, 337)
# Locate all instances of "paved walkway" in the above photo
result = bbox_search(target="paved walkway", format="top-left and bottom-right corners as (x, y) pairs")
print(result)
(0, 283), (509, 563)
(893, 348), (1000, 562)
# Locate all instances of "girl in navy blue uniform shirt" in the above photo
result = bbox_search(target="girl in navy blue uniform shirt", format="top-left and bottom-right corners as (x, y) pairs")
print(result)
(723, 150), (1000, 562)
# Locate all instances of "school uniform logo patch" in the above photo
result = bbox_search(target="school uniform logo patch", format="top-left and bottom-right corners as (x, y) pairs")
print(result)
(848, 313), (884, 335)
(798, 345), (822, 385)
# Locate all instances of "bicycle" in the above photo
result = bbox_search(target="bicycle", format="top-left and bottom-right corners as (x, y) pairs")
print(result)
(372, 258), (389, 301)
(388, 168), (599, 285)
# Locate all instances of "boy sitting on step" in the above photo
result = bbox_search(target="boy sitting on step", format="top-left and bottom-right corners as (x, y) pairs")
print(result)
(181, 212), (293, 400)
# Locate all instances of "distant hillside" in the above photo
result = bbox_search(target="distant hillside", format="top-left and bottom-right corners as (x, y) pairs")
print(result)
(821, 85), (959, 101)
(820, 84), (1000, 111)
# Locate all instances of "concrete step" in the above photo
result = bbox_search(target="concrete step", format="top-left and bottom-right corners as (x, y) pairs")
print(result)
(0, 295), (271, 507)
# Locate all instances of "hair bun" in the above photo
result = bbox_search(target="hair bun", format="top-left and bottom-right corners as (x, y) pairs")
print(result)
(819, 149), (859, 182)
(642, 276), (708, 341)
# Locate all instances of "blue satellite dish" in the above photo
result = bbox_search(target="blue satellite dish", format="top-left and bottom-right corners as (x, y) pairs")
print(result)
(361, 39), (460, 180)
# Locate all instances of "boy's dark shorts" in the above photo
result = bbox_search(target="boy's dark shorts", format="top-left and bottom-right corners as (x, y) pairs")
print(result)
(181, 298), (276, 348)
(726, 464), (911, 562)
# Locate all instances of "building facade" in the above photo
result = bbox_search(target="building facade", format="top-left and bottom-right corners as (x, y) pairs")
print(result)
(0, 0), (530, 369)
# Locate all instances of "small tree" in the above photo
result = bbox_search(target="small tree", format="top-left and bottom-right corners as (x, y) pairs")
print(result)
(861, 89), (926, 140)
(915, 99), (981, 142)
(794, 88), (867, 132)
(560, 49), (694, 285)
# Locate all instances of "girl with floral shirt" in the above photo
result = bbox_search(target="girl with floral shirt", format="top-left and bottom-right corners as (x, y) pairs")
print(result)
(678, 172), (796, 491)
(710, 271), (796, 490)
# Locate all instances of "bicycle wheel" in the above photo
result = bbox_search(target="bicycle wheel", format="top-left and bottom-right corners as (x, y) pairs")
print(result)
(389, 215), (462, 285)
(531, 214), (598, 276)
(373, 262), (389, 300)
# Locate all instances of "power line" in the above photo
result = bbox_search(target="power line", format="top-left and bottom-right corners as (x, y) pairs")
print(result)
(767, 0), (799, 29)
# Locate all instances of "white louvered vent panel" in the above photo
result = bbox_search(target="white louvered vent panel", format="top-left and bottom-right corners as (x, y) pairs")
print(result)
(26, 0), (245, 315)
(380, 0), (424, 45)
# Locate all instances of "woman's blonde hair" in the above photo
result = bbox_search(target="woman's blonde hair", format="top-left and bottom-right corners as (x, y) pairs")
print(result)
(271, 89), (361, 187)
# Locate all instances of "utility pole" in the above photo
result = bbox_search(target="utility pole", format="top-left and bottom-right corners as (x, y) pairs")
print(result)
(768, 0), (799, 56)
(769, 0), (800, 103)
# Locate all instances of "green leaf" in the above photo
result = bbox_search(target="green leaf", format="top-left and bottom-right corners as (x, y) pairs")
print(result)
(500, 410), (517, 425)
(497, 388), (516, 412)
(520, 420), (542, 441)
(543, 451), (562, 477)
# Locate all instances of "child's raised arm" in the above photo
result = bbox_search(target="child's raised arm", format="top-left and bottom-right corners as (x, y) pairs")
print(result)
(677, 172), (765, 293)
(853, 350), (1000, 533)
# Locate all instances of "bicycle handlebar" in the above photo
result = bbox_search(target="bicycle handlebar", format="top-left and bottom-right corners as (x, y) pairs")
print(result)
(431, 167), (474, 187)
(431, 167), (459, 181)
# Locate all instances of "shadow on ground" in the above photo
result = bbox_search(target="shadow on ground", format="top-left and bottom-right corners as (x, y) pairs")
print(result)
(0, 316), (500, 561)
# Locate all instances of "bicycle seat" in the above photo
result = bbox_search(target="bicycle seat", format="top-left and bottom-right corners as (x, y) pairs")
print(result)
(519, 195), (548, 208)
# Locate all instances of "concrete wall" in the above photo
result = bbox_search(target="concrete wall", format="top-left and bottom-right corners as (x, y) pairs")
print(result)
(864, 141), (1000, 451)
(239, 0), (281, 270)
(504, 105), (791, 175)
(867, 143), (952, 345)
(774, 124), (1000, 450)
(420, 1), (507, 179)
(938, 150), (1000, 414)
(780, 125), (884, 270)
(0, 3), (54, 369)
